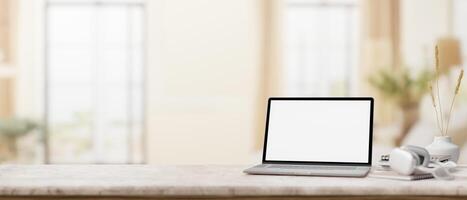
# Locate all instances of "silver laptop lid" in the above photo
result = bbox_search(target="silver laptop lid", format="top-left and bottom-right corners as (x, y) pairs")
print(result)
(262, 97), (373, 166)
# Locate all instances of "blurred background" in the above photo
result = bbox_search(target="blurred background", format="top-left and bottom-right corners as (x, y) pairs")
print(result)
(0, 0), (467, 164)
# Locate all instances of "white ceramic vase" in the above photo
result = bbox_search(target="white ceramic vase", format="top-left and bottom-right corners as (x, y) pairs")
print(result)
(425, 136), (460, 162)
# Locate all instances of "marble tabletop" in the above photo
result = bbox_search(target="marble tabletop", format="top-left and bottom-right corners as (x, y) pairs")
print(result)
(0, 165), (467, 197)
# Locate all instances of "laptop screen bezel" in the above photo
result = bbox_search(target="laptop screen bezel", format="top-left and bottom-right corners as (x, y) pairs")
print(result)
(261, 97), (374, 166)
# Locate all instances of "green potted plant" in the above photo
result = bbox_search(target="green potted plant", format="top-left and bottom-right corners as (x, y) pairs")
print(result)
(369, 68), (433, 146)
(0, 118), (39, 162)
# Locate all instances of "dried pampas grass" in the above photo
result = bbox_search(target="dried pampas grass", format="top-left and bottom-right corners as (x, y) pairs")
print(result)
(430, 45), (464, 136)
(429, 84), (442, 134)
(445, 69), (464, 136)
(455, 70), (464, 94)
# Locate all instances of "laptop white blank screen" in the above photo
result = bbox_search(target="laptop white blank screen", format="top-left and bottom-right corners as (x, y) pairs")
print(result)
(265, 100), (371, 163)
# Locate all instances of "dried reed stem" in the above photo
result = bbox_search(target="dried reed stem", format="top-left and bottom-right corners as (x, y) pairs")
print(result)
(455, 70), (464, 94)
(429, 83), (443, 134)
(435, 45), (445, 135)
(445, 95), (457, 136)
(445, 69), (464, 136)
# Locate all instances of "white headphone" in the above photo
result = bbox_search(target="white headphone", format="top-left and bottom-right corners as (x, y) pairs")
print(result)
(389, 145), (456, 180)
(389, 145), (430, 175)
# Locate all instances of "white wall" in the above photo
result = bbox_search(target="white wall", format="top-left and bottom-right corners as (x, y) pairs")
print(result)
(146, 0), (264, 164)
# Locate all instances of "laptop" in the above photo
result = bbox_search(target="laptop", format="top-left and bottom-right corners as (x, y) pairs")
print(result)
(244, 97), (374, 177)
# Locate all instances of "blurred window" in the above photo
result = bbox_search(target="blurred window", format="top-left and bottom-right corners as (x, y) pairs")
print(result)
(45, 0), (145, 163)
(284, 0), (359, 96)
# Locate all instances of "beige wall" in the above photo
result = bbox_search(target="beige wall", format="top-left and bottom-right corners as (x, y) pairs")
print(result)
(0, 0), (11, 62)
(14, 0), (45, 119)
(359, 0), (401, 124)
(400, 0), (451, 69)
(0, 0), (12, 117)
(146, 0), (264, 164)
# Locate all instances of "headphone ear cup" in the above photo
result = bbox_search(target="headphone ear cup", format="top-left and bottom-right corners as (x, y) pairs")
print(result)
(390, 148), (417, 175)
(407, 151), (421, 165)
(401, 145), (431, 167)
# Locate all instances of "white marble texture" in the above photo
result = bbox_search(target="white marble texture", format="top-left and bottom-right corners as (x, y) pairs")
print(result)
(0, 165), (467, 197)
